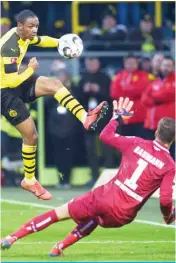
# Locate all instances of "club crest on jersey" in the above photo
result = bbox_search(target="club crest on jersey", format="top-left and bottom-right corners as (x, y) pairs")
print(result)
(11, 57), (18, 64)
(132, 75), (138, 82)
(9, 109), (17, 117)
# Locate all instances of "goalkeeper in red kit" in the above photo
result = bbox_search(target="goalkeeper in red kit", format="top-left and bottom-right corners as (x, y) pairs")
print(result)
(1, 97), (175, 256)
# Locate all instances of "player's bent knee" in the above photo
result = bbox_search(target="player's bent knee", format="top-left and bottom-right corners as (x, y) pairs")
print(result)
(23, 131), (38, 145)
(55, 203), (70, 220)
(47, 78), (64, 94)
(53, 78), (63, 88)
(48, 78), (63, 93)
(36, 76), (63, 95)
(36, 76), (52, 90)
(32, 132), (38, 144)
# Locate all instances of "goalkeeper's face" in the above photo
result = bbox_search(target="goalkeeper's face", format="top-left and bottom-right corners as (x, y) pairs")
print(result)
(19, 17), (39, 40)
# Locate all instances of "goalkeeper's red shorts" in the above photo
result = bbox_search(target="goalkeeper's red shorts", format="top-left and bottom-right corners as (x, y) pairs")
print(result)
(68, 189), (128, 228)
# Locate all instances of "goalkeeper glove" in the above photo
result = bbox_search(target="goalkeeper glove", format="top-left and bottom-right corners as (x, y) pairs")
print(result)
(112, 108), (134, 122)
(163, 207), (175, 224)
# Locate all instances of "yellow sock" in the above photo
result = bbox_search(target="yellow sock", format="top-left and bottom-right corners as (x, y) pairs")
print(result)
(54, 87), (87, 123)
(22, 144), (37, 182)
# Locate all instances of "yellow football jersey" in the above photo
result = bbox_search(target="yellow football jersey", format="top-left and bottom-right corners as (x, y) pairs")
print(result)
(0, 27), (59, 89)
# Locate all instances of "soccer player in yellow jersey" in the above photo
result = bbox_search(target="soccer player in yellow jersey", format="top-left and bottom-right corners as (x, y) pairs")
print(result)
(0, 10), (108, 200)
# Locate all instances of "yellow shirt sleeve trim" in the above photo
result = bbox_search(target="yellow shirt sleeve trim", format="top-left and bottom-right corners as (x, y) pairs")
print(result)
(30, 36), (59, 47)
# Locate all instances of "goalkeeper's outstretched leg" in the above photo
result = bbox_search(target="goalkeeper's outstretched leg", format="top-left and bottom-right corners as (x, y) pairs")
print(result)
(1, 202), (97, 253)
(50, 219), (98, 257)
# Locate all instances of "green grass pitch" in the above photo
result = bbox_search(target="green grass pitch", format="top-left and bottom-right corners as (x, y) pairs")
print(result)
(1, 187), (175, 262)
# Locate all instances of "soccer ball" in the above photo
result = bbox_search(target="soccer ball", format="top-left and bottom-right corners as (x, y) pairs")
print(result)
(58, 33), (83, 59)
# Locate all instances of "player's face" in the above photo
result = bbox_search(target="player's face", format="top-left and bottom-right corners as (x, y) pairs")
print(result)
(19, 17), (39, 40)
(160, 59), (174, 77)
(141, 59), (151, 71)
(152, 54), (164, 69)
(124, 58), (138, 72)
(85, 58), (100, 73)
(102, 15), (116, 30)
(140, 20), (153, 32)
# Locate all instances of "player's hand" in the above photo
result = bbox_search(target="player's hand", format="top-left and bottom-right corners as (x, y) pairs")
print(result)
(83, 82), (91, 92)
(112, 97), (134, 121)
(164, 207), (175, 224)
(91, 83), (100, 92)
(28, 57), (39, 72)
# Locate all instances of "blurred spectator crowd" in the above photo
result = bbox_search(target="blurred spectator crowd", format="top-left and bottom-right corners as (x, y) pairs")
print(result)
(1, 1), (175, 50)
(1, 54), (175, 188)
(1, 1), (175, 188)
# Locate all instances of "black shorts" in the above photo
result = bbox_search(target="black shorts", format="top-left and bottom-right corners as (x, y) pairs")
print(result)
(1, 75), (39, 126)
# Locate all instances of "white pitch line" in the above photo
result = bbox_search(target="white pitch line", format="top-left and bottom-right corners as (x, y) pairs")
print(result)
(14, 240), (175, 245)
(1, 199), (54, 209)
(1, 199), (175, 229)
(135, 219), (176, 228)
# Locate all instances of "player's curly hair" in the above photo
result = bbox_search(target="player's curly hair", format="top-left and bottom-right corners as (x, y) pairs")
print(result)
(16, 9), (37, 24)
(157, 117), (175, 144)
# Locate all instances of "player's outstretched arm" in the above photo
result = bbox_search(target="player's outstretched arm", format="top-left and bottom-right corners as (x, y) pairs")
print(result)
(160, 168), (175, 224)
(30, 35), (59, 48)
(99, 97), (135, 152)
(0, 56), (37, 88)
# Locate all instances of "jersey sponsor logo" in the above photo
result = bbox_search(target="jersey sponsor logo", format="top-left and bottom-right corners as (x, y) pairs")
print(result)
(9, 109), (17, 117)
(132, 75), (138, 82)
(11, 48), (17, 53)
(10, 57), (18, 64)
(4, 63), (17, 74)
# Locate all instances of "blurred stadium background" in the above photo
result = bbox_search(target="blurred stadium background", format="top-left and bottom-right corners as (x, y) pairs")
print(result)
(1, 1), (175, 188)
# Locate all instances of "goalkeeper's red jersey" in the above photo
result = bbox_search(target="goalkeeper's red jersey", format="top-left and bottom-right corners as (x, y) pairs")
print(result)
(98, 120), (175, 225)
